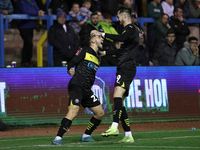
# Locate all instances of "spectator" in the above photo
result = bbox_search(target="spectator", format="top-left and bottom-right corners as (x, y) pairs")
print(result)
(161, 0), (175, 17)
(175, 36), (200, 65)
(79, 11), (104, 47)
(90, 0), (105, 12)
(152, 29), (177, 66)
(135, 33), (149, 66)
(188, 0), (200, 44)
(169, 7), (190, 52)
(0, 0), (14, 15)
(147, 0), (163, 60)
(97, 11), (103, 22)
(174, 0), (191, 18)
(154, 13), (172, 46)
(119, 0), (133, 8)
(69, 1), (92, 35)
(103, 0), (120, 16)
(48, 0), (69, 15)
(18, 0), (44, 67)
(131, 12), (144, 32)
(48, 8), (80, 67)
(99, 12), (119, 66)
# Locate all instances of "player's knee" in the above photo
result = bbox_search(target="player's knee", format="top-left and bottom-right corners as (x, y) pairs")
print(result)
(97, 110), (104, 120)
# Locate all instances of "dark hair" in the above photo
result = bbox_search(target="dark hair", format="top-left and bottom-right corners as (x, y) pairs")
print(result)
(91, 11), (98, 17)
(103, 13), (112, 20)
(188, 36), (198, 42)
(72, 3), (79, 7)
(118, 5), (132, 17)
(173, 7), (182, 14)
(119, 0), (125, 5)
(166, 28), (175, 36)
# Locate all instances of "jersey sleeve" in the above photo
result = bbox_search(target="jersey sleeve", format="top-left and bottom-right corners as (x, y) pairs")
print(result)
(67, 48), (86, 71)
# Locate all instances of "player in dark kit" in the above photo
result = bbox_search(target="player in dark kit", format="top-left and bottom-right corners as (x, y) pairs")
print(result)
(51, 34), (104, 145)
(91, 6), (139, 143)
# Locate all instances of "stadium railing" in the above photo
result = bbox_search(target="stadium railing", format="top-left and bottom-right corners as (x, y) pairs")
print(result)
(1, 14), (200, 67)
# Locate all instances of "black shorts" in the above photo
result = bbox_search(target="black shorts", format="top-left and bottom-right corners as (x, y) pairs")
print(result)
(68, 85), (101, 108)
(115, 67), (136, 97)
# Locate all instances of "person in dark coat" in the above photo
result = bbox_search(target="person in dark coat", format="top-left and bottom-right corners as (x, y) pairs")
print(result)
(48, 0), (69, 15)
(174, 0), (191, 18)
(48, 8), (80, 67)
(79, 11), (104, 47)
(135, 32), (149, 66)
(152, 29), (177, 66)
(169, 7), (190, 53)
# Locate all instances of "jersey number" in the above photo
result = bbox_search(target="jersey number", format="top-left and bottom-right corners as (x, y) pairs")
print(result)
(116, 75), (121, 84)
(91, 95), (98, 102)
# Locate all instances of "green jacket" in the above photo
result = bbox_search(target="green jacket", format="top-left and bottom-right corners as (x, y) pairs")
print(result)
(175, 42), (200, 66)
(99, 21), (118, 42)
(154, 20), (169, 45)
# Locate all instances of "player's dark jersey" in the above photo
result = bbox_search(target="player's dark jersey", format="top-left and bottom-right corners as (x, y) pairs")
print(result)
(105, 23), (139, 69)
(67, 47), (100, 89)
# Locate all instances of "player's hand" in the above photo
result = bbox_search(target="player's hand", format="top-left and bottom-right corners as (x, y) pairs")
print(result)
(90, 30), (99, 36)
(98, 51), (106, 57)
(68, 68), (75, 76)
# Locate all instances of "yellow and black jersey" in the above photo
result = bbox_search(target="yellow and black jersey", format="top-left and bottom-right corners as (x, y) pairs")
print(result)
(67, 47), (100, 89)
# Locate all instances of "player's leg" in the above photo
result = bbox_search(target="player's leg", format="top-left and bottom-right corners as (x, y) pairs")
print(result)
(52, 86), (82, 145)
(117, 97), (134, 143)
(81, 92), (103, 142)
(101, 86), (125, 137)
(81, 105), (104, 142)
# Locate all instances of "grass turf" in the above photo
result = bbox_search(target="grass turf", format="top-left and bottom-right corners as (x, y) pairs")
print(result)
(0, 129), (200, 150)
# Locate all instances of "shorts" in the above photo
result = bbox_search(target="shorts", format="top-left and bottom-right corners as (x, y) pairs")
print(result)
(115, 68), (136, 97)
(68, 85), (101, 108)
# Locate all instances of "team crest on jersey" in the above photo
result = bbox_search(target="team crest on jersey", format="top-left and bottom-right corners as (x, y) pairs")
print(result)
(75, 48), (82, 56)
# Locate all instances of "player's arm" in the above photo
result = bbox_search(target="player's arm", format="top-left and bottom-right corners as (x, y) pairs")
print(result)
(67, 48), (86, 72)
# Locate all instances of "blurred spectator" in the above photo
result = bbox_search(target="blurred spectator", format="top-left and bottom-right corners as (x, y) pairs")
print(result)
(169, 7), (190, 52)
(0, 0), (14, 15)
(135, 33), (149, 66)
(48, 0), (69, 15)
(175, 36), (200, 65)
(147, 0), (163, 60)
(188, 0), (200, 44)
(90, 0), (105, 12)
(104, 0), (120, 16)
(154, 13), (172, 46)
(131, 12), (144, 31)
(69, 1), (92, 35)
(99, 12), (119, 66)
(18, 0), (45, 67)
(48, 8), (80, 67)
(152, 29), (177, 66)
(174, 0), (191, 18)
(161, 0), (175, 17)
(97, 11), (103, 22)
(119, 0), (133, 7)
(35, 0), (46, 11)
(79, 11), (104, 47)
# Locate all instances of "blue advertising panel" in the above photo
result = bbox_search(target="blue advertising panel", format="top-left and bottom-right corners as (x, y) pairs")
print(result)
(0, 67), (200, 125)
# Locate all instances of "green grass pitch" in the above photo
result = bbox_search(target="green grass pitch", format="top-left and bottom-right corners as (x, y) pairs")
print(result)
(0, 129), (200, 150)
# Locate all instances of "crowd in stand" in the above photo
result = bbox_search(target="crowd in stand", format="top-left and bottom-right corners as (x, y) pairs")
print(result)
(0, 0), (200, 67)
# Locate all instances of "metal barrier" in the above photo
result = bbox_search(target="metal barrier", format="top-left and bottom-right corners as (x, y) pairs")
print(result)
(1, 14), (200, 67)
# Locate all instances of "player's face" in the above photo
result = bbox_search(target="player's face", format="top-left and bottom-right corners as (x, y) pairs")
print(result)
(95, 35), (104, 49)
(117, 12), (124, 25)
(57, 15), (66, 25)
